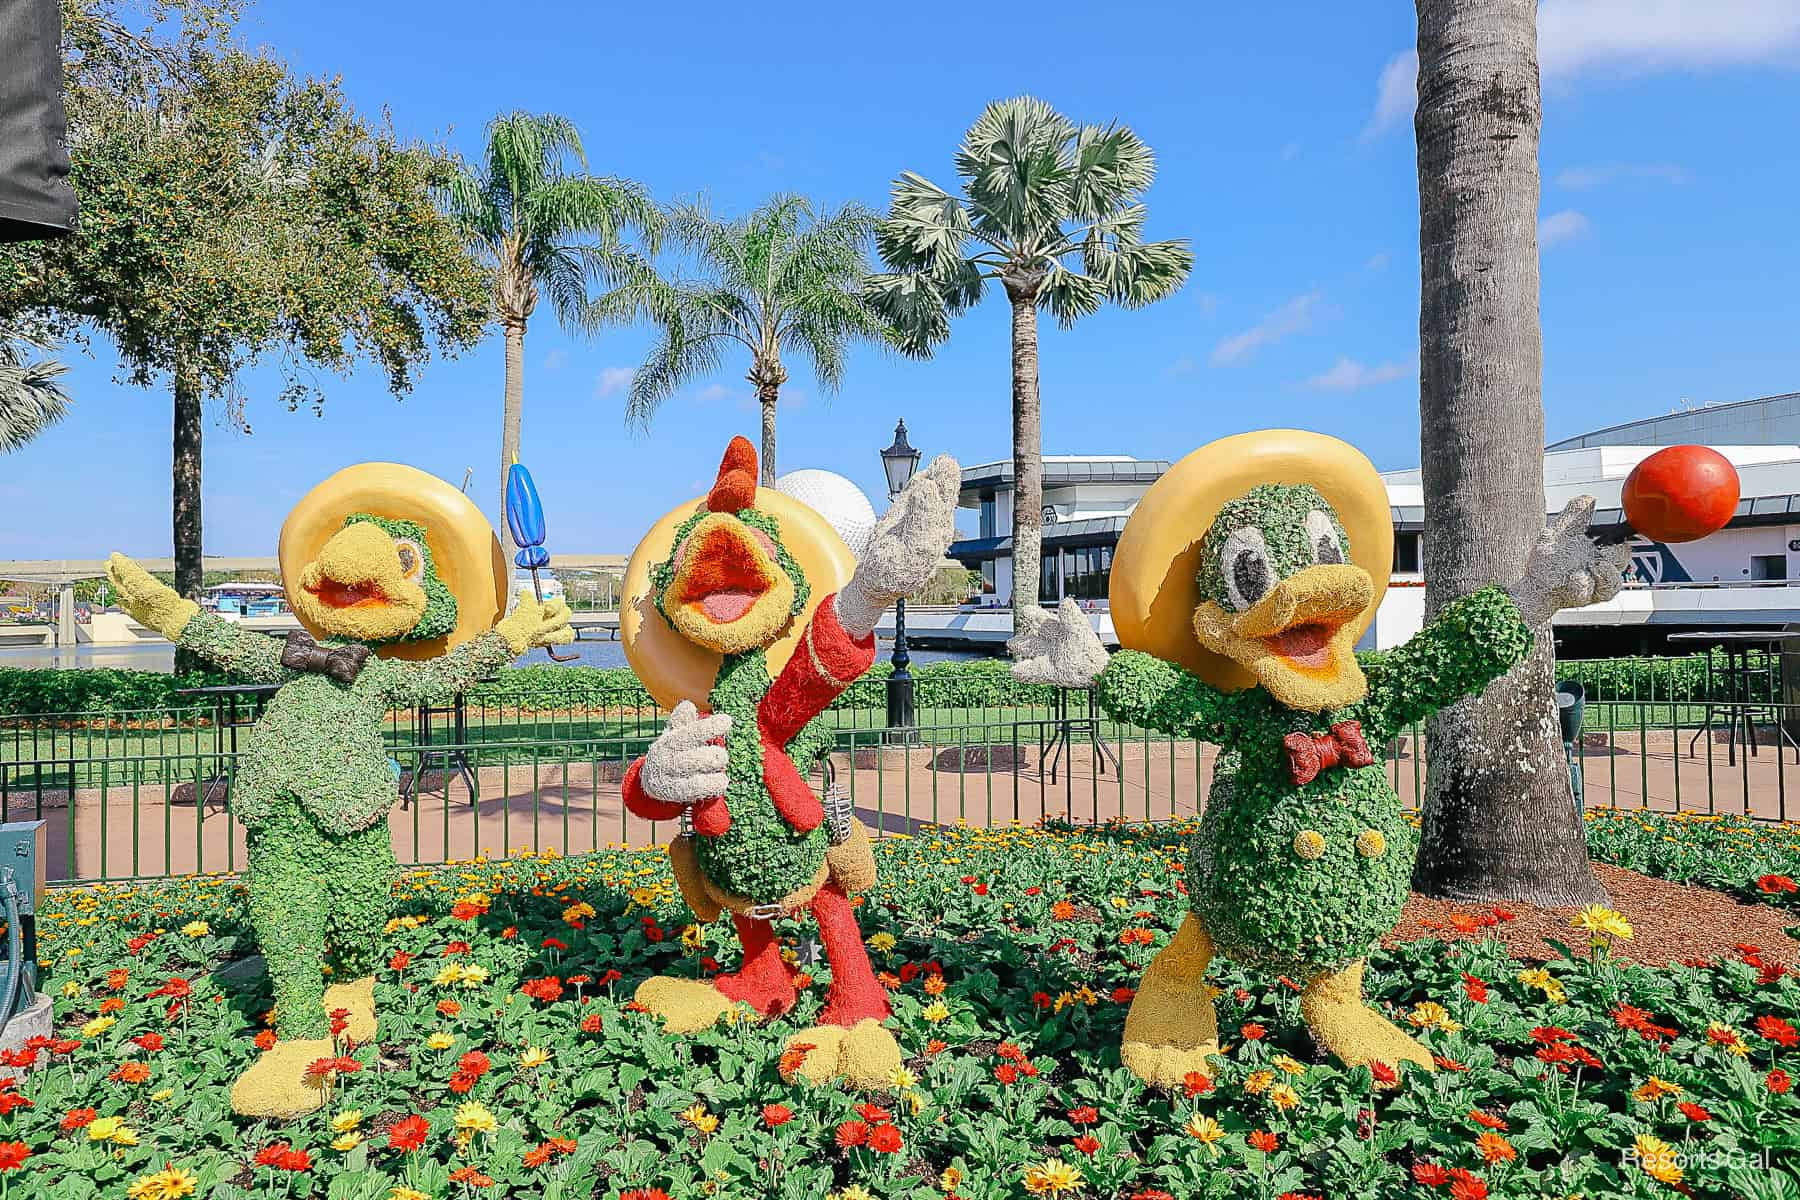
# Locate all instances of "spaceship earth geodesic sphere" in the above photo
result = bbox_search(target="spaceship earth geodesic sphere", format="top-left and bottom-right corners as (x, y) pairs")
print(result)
(774, 469), (877, 559)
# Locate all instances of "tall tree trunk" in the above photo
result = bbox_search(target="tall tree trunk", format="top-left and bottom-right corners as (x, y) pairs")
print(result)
(1410, 0), (1606, 905)
(171, 353), (203, 674)
(1004, 281), (1043, 627)
(499, 318), (525, 570)
(748, 358), (786, 485)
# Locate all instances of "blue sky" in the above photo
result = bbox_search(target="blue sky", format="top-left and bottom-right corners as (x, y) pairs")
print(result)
(8, 0), (1799, 559)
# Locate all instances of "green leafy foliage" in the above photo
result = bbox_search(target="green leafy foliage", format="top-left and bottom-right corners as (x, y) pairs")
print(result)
(15, 813), (1800, 1199)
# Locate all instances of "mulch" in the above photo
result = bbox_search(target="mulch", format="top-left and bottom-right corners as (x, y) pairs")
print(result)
(1386, 863), (1800, 967)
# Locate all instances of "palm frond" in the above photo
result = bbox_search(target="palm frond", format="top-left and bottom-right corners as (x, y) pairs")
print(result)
(626, 316), (729, 427)
(1066, 123), (1156, 222)
(1037, 263), (1105, 328)
(955, 96), (1075, 245)
(873, 173), (974, 274)
(863, 272), (953, 359)
(483, 111), (585, 204)
(0, 333), (71, 452)
(1095, 239), (1194, 308)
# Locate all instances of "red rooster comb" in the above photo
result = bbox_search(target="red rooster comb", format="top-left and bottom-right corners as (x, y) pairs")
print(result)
(706, 436), (758, 513)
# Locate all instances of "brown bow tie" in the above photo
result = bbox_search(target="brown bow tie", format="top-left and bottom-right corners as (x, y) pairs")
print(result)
(1282, 719), (1374, 786)
(281, 631), (371, 684)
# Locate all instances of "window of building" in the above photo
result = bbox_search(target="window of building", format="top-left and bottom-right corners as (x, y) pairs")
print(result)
(1039, 550), (1061, 603)
(980, 560), (995, 595)
(1393, 532), (1422, 574)
(979, 494), (996, 539)
(1751, 554), (1787, 581)
(1057, 544), (1114, 602)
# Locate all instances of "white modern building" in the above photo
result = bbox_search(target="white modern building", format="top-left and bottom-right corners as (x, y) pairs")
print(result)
(938, 391), (1800, 655)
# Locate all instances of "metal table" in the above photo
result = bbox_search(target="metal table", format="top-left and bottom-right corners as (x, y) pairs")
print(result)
(1040, 686), (1121, 785)
(1666, 630), (1800, 765)
(402, 679), (496, 807)
(173, 683), (283, 807)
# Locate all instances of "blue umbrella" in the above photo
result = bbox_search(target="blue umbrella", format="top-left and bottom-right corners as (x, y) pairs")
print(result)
(505, 459), (577, 661)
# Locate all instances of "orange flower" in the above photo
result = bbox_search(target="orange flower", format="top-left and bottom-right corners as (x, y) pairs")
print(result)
(253, 1030), (277, 1052)
(1050, 900), (1076, 920)
(109, 1061), (151, 1084)
(105, 969), (129, 991)
(1247, 1131), (1279, 1153)
(99, 997), (125, 1015)
(1475, 1132), (1516, 1165)
(777, 1042), (816, 1083)
(437, 1000), (461, 1017)
(923, 975), (947, 996)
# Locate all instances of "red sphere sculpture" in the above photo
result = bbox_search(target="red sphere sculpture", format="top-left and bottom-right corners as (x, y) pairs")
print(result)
(1621, 445), (1740, 543)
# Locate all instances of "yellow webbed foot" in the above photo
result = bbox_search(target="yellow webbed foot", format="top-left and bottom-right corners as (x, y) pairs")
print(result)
(783, 1020), (899, 1091)
(636, 976), (736, 1034)
(229, 1038), (335, 1120)
(1300, 960), (1434, 1084)
(322, 976), (376, 1045)
(1120, 912), (1222, 1089)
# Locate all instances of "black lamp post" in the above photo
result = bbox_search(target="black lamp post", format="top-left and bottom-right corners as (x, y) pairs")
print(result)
(880, 419), (922, 734)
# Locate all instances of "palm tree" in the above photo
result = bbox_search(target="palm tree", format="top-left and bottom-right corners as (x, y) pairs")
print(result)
(0, 320), (70, 451)
(446, 112), (657, 558)
(609, 194), (894, 484)
(1410, 0), (1606, 905)
(865, 96), (1191, 625)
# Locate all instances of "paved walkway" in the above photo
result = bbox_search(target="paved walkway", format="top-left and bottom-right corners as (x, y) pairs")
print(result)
(12, 730), (1795, 882)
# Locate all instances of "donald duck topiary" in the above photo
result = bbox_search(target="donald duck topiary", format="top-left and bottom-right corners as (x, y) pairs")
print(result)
(619, 436), (960, 1090)
(105, 463), (573, 1118)
(1010, 430), (1627, 1087)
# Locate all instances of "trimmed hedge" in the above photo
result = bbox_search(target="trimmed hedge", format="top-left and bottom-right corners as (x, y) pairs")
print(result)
(0, 648), (1774, 717)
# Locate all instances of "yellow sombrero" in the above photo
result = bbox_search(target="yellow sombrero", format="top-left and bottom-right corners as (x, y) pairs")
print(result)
(278, 462), (508, 661)
(622, 487), (855, 711)
(1109, 429), (1393, 690)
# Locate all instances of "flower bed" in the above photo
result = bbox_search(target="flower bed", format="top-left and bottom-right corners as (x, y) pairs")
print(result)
(7, 815), (1799, 1199)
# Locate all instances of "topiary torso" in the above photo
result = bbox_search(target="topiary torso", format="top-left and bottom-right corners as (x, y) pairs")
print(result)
(1099, 585), (1532, 976)
(693, 649), (834, 905)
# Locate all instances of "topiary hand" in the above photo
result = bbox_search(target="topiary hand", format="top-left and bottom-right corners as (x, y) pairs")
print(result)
(1009, 597), (1109, 689)
(642, 700), (732, 806)
(837, 455), (962, 638)
(1506, 496), (1631, 627)
(494, 587), (575, 655)
(105, 552), (199, 640)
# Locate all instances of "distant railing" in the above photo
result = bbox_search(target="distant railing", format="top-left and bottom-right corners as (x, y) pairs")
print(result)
(8, 684), (1800, 883)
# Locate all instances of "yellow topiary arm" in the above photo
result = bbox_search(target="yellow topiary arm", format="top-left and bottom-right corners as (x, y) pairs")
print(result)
(494, 587), (575, 655)
(105, 552), (200, 641)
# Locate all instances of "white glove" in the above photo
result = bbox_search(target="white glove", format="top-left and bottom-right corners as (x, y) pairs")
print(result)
(641, 701), (732, 805)
(1505, 496), (1631, 627)
(837, 455), (962, 638)
(1009, 597), (1109, 689)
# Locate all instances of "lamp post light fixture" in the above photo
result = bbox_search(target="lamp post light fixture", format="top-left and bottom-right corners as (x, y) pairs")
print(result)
(880, 419), (922, 735)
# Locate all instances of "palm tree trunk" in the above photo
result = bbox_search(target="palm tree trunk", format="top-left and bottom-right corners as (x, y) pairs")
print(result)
(499, 318), (525, 569)
(1005, 286), (1043, 627)
(1410, 0), (1605, 905)
(758, 385), (779, 486)
(171, 351), (203, 674)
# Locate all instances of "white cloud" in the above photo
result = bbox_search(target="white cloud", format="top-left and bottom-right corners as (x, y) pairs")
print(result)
(1554, 161), (1689, 190)
(1360, 50), (1419, 143)
(1365, 252), (1390, 272)
(595, 366), (633, 398)
(1539, 209), (1592, 247)
(542, 349), (567, 372)
(1362, 4), (1800, 142)
(1210, 291), (1322, 367)
(1538, 0), (1800, 79)
(1302, 357), (1416, 392)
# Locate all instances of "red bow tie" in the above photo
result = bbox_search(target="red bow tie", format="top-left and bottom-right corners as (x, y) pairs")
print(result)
(1282, 720), (1374, 786)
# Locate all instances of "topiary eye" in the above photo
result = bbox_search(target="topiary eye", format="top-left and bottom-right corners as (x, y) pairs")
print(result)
(1305, 510), (1345, 565)
(1219, 526), (1273, 612)
(394, 539), (424, 581)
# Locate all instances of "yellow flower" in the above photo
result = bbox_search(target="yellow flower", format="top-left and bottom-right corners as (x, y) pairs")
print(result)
(389, 1189), (431, 1200)
(1269, 1083), (1301, 1111)
(1633, 1134), (1683, 1185)
(1633, 1077), (1683, 1102)
(680, 924), (706, 951)
(88, 1116), (138, 1146)
(680, 1103), (720, 1135)
(128, 1166), (198, 1200)
(939, 1166), (963, 1191)
(867, 931), (897, 953)
(332, 1132), (362, 1152)
(458, 964), (489, 988)
(150, 1088), (173, 1103)
(61, 979), (84, 998)
(454, 1101), (497, 1135)
(1571, 904), (1634, 941)
(1407, 1001), (1462, 1032)
(1517, 967), (1569, 1004)
(1021, 1157), (1084, 1195)
(181, 920), (209, 937)
(889, 1066), (917, 1089)
(1243, 1069), (1274, 1095)
(1272, 1053), (1306, 1076)
(330, 1110), (363, 1133)
(82, 1014), (116, 1037)
(562, 901), (595, 925)
(433, 963), (464, 987)
(425, 1031), (456, 1051)
(831, 1189), (876, 1200)
(1185, 1114), (1225, 1145)
(921, 1001), (950, 1023)
(1706, 1021), (1750, 1056)
(520, 1045), (551, 1069)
